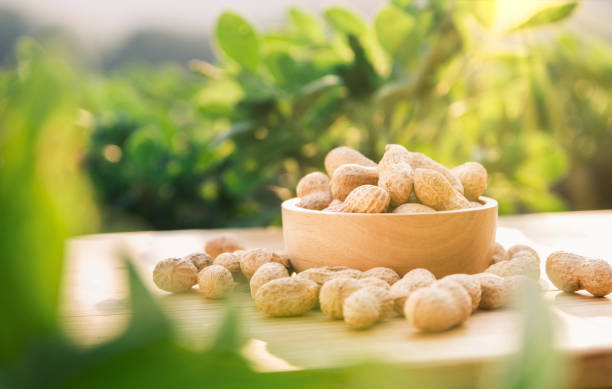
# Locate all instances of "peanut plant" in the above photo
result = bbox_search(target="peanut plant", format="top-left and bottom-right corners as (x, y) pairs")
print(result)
(77, 0), (612, 229)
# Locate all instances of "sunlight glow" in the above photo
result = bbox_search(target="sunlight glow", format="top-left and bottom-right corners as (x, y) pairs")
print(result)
(495, 0), (571, 32)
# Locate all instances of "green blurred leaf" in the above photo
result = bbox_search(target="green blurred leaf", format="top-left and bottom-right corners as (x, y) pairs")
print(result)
(235, 72), (280, 102)
(210, 300), (246, 353)
(470, 0), (496, 29)
(293, 75), (343, 116)
(375, 6), (415, 55)
(289, 8), (325, 43)
(391, 0), (414, 10)
(213, 121), (253, 146)
(122, 258), (172, 338)
(124, 125), (170, 175)
(515, 133), (568, 188)
(494, 279), (571, 389)
(196, 78), (245, 114)
(216, 12), (260, 70)
(507, 2), (578, 33)
(263, 50), (301, 90)
(324, 7), (368, 37)
(336, 35), (380, 97)
(0, 40), (97, 363)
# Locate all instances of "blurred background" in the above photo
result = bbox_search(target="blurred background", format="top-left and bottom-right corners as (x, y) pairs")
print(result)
(1, 0), (611, 232)
(1, 1), (610, 388)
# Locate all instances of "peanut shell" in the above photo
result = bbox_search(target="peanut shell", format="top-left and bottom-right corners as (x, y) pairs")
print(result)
(330, 164), (379, 201)
(324, 146), (377, 177)
(254, 277), (318, 317)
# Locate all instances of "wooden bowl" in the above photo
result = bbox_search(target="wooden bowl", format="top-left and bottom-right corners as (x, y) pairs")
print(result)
(281, 197), (498, 278)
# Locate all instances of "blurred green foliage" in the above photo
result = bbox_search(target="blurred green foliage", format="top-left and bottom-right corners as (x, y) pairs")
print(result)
(71, 0), (612, 230)
(0, 38), (97, 363)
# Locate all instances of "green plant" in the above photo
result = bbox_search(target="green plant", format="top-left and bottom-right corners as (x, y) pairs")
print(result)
(76, 0), (612, 229)
(0, 38), (97, 364)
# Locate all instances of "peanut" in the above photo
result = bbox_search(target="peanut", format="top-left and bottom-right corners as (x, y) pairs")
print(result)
(413, 168), (471, 211)
(546, 251), (612, 297)
(319, 277), (365, 319)
(490, 242), (509, 264)
(407, 152), (464, 194)
(441, 274), (481, 312)
(343, 286), (394, 329)
(240, 248), (289, 279)
(249, 262), (290, 297)
(198, 264), (236, 299)
(204, 234), (244, 259)
(389, 268), (436, 312)
(296, 172), (332, 210)
(362, 267), (400, 286)
(377, 144), (414, 206)
(254, 277), (319, 317)
(183, 252), (213, 271)
(324, 146), (377, 177)
(451, 162), (487, 201)
(339, 185), (390, 213)
(392, 203), (435, 214)
(296, 266), (362, 286)
(214, 252), (242, 274)
(330, 164), (379, 201)
(153, 258), (198, 292)
(323, 199), (345, 212)
(485, 255), (540, 280)
(404, 279), (471, 332)
(473, 273), (512, 309)
(508, 244), (540, 262)
(486, 243), (540, 279)
(359, 276), (391, 290)
(505, 274), (540, 297)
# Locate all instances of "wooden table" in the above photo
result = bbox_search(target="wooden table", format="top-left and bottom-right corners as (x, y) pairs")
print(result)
(59, 211), (612, 387)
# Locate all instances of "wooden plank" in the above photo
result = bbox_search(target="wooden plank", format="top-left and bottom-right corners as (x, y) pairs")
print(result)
(59, 212), (612, 386)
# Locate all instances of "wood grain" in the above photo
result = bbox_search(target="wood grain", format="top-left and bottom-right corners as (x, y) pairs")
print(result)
(59, 211), (612, 386)
(282, 197), (497, 277)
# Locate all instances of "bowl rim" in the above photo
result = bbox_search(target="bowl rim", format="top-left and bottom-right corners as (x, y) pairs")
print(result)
(282, 196), (498, 216)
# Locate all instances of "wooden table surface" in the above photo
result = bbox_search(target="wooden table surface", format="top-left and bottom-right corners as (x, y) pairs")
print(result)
(59, 211), (612, 386)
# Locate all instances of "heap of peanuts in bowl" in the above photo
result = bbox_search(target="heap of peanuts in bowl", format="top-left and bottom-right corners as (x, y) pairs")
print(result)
(153, 145), (612, 332)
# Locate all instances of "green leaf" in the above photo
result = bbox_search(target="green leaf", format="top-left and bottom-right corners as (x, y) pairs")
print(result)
(289, 8), (325, 43)
(324, 7), (368, 37)
(470, 0), (496, 29)
(210, 300), (246, 353)
(212, 121), (253, 146)
(391, 0), (414, 9)
(507, 2), (578, 33)
(196, 78), (244, 114)
(496, 280), (570, 389)
(121, 257), (172, 340)
(293, 75), (342, 115)
(0, 44), (97, 363)
(374, 77), (413, 102)
(375, 6), (415, 55)
(215, 12), (260, 70)
(336, 35), (380, 97)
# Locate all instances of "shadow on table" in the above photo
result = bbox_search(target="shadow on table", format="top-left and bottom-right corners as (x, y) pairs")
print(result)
(553, 291), (612, 318)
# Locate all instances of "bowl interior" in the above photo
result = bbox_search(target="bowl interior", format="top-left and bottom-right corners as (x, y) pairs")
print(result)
(281, 196), (497, 215)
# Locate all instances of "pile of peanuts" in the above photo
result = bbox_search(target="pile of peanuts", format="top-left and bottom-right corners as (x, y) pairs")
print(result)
(153, 235), (612, 332)
(296, 145), (487, 214)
